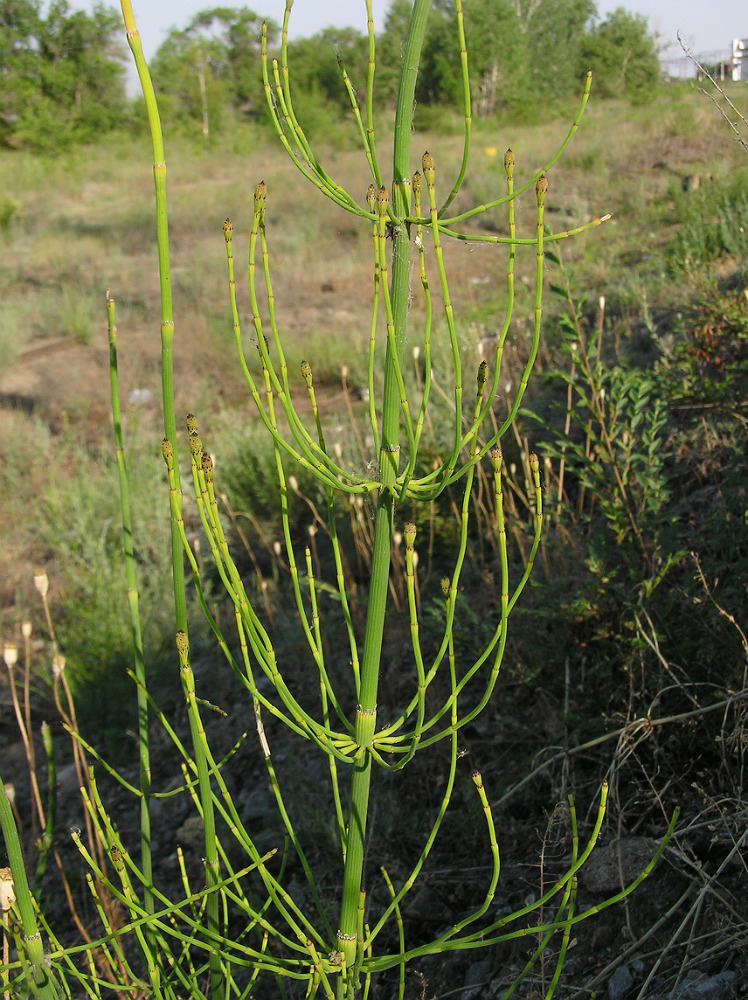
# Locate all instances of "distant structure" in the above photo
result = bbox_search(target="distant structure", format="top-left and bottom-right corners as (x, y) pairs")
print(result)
(661, 46), (732, 80)
(733, 38), (748, 81)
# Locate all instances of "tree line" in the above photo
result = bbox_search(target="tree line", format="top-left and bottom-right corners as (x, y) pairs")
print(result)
(0, 0), (660, 151)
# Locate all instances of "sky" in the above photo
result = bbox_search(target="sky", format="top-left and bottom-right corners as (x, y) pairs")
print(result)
(93, 1), (746, 63)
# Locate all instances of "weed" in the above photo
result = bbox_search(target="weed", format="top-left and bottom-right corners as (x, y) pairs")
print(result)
(8, 7), (747, 999)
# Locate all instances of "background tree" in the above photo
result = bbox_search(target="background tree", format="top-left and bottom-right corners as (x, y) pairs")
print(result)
(0, 0), (126, 150)
(150, 7), (278, 138)
(285, 25), (369, 114)
(510, 0), (597, 105)
(0, 0), (42, 147)
(377, 0), (596, 118)
(459, 0), (528, 116)
(578, 7), (660, 103)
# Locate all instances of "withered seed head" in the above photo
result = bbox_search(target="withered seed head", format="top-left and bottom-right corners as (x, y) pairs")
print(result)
(0, 867), (16, 912)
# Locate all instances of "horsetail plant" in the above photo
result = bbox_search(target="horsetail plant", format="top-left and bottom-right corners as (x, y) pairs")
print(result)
(0, 1), (678, 998)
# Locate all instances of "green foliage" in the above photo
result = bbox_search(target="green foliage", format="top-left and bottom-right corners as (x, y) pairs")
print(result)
(660, 281), (748, 418)
(40, 437), (177, 728)
(378, 0), (598, 117)
(0, 194), (19, 229)
(0, 0), (127, 151)
(150, 6), (279, 137)
(431, 0), (529, 115)
(528, 258), (748, 706)
(671, 172), (748, 271)
(216, 416), (330, 544)
(0, 0), (667, 152)
(286, 27), (370, 114)
(0, 4), (681, 998)
(521, 0), (596, 102)
(578, 8), (660, 103)
(541, 260), (678, 587)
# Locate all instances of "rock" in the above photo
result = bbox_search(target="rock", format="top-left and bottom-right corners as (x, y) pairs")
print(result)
(608, 964), (634, 1000)
(176, 815), (206, 851)
(237, 787), (274, 825)
(56, 761), (80, 796)
(579, 837), (656, 893)
(462, 959), (494, 1000)
(673, 972), (736, 1000)
(402, 885), (444, 924)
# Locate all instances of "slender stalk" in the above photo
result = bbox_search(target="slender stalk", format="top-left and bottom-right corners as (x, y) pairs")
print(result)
(119, 0), (187, 635)
(0, 782), (58, 999)
(335, 2), (431, 992)
(175, 633), (222, 999)
(106, 293), (153, 919)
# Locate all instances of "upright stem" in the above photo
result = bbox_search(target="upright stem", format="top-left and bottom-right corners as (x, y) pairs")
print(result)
(119, 0), (187, 634)
(336, 1), (430, 991)
(106, 295), (153, 919)
(0, 783), (58, 999)
(120, 5), (218, 996)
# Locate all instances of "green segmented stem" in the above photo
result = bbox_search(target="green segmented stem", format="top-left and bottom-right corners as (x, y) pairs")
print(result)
(119, 0), (186, 636)
(106, 293), (153, 925)
(364, 616), (459, 947)
(437, 0), (471, 216)
(440, 72), (592, 226)
(363, 0), (382, 189)
(335, 4), (431, 989)
(96, 4), (680, 996)
(0, 781), (58, 998)
(33, 721), (55, 895)
(407, 172), (434, 470)
(366, 196), (382, 452)
(174, 634), (221, 999)
(338, 0), (430, 980)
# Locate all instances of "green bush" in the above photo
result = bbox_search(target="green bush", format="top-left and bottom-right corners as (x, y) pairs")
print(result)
(671, 172), (748, 270)
(40, 436), (178, 733)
